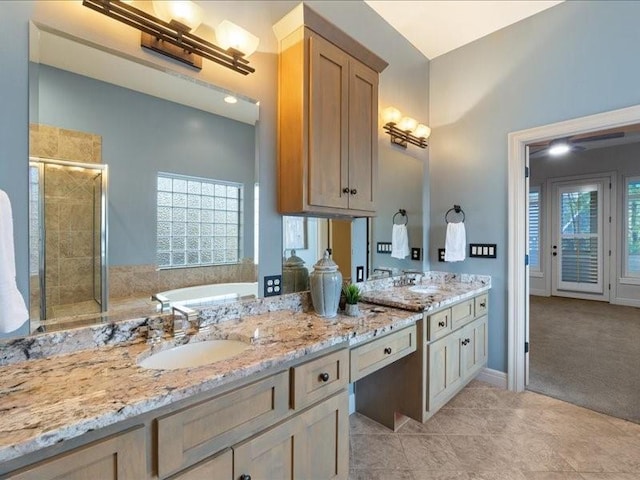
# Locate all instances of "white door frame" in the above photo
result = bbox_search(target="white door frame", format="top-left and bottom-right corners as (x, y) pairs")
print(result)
(507, 104), (640, 392)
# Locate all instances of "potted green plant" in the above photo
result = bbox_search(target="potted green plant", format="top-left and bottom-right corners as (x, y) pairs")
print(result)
(342, 283), (361, 316)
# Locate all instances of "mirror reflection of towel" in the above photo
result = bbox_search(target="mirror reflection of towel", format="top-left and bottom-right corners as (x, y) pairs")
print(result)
(391, 224), (410, 259)
(444, 222), (466, 262)
(0, 190), (29, 333)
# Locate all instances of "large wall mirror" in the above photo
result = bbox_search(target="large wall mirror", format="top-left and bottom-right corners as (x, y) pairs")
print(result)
(28, 24), (260, 333)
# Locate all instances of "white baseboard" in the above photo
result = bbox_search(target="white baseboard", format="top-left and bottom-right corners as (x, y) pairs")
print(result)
(529, 289), (548, 297)
(476, 367), (507, 389)
(349, 392), (355, 415)
(613, 297), (640, 308)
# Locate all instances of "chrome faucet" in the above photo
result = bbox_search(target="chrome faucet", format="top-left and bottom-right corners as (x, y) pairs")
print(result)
(172, 305), (199, 337)
(151, 293), (171, 313)
(373, 268), (393, 277)
(394, 274), (417, 287)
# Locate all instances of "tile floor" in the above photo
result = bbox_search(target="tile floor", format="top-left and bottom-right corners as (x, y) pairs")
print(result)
(349, 380), (640, 480)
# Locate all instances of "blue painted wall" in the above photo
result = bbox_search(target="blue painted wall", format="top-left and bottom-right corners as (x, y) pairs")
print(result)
(36, 65), (255, 266)
(429, 0), (640, 372)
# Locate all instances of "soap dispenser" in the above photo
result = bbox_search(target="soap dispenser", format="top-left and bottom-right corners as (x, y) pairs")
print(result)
(309, 250), (342, 318)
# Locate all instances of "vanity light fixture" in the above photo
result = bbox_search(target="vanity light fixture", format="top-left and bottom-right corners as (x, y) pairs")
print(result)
(382, 106), (430, 149)
(82, 0), (257, 75)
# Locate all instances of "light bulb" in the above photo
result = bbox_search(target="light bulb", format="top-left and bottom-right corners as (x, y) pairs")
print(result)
(215, 20), (260, 57)
(382, 106), (402, 124)
(224, 95), (238, 104)
(549, 141), (570, 156)
(414, 124), (431, 139)
(152, 1), (204, 31)
(398, 116), (417, 132)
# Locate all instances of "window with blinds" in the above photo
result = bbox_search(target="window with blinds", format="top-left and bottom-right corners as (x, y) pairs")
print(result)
(626, 176), (640, 278)
(156, 173), (243, 268)
(559, 186), (599, 285)
(529, 187), (541, 271)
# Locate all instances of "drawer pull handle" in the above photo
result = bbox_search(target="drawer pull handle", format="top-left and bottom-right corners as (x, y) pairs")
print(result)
(240, 475), (252, 480)
(350, 188), (358, 195)
(438, 321), (445, 327)
(480, 302), (486, 308)
(319, 372), (330, 382)
(342, 187), (350, 194)
(384, 347), (392, 355)
(462, 338), (471, 346)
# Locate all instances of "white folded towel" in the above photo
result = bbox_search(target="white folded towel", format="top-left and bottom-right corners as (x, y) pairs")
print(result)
(0, 189), (29, 333)
(444, 222), (466, 262)
(391, 224), (410, 259)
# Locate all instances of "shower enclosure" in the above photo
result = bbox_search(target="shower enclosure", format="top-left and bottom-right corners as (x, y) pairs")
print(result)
(29, 157), (108, 325)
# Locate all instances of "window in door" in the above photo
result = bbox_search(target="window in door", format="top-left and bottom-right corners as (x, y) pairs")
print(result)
(529, 186), (542, 273)
(624, 176), (640, 279)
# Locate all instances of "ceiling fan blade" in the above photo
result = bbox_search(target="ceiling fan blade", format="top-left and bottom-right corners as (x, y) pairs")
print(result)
(572, 132), (625, 143)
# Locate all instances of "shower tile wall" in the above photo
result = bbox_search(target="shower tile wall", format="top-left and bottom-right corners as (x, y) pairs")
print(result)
(30, 124), (103, 318)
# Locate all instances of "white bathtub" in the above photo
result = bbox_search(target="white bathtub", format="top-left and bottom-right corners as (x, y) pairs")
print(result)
(159, 282), (258, 307)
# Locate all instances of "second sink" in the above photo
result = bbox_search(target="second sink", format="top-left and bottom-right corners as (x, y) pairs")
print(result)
(138, 340), (251, 370)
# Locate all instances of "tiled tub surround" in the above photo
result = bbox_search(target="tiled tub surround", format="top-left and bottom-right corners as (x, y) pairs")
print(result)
(0, 273), (489, 465)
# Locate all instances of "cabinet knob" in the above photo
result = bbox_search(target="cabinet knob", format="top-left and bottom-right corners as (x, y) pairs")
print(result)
(342, 187), (350, 194)
(350, 188), (358, 195)
(240, 475), (252, 480)
(480, 302), (486, 308)
(384, 347), (392, 355)
(438, 321), (445, 327)
(319, 372), (330, 382)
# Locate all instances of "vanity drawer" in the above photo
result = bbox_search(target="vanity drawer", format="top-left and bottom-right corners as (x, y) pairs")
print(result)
(291, 349), (349, 410)
(475, 293), (489, 317)
(427, 308), (451, 341)
(157, 370), (289, 479)
(350, 325), (417, 382)
(451, 299), (474, 330)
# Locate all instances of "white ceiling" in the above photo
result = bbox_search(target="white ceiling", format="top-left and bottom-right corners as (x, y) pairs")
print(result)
(365, 0), (563, 59)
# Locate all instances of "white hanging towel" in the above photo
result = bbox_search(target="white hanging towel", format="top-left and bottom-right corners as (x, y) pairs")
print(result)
(391, 224), (410, 259)
(444, 222), (466, 262)
(0, 189), (29, 333)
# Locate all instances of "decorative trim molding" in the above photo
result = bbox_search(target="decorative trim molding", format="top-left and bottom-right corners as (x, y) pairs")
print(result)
(507, 103), (640, 392)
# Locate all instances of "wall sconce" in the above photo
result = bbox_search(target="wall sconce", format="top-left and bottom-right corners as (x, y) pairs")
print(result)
(82, 0), (258, 75)
(382, 106), (430, 149)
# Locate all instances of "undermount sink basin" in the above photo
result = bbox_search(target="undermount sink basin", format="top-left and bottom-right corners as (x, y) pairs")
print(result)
(409, 286), (441, 295)
(138, 340), (251, 370)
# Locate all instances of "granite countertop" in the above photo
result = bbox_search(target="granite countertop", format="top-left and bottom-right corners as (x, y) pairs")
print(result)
(0, 302), (420, 463)
(361, 273), (491, 312)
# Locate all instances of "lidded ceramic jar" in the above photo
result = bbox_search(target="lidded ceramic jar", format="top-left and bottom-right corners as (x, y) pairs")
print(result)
(282, 249), (309, 294)
(309, 250), (342, 318)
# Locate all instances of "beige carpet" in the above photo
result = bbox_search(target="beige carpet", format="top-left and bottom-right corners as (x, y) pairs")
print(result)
(529, 295), (640, 424)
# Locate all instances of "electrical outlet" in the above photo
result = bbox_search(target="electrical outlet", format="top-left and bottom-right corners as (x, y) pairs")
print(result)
(411, 247), (421, 261)
(356, 266), (364, 282)
(438, 248), (446, 262)
(264, 275), (282, 297)
(469, 243), (497, 258)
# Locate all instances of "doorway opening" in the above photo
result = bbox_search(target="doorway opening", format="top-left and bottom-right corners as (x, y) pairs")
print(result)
(507, 105), (640, 414)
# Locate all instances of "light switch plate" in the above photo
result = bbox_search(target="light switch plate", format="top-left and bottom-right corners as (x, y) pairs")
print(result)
(377, 242), (392, 254)
(356, 266), (364, 282)
(469, 243), (497, 258)
(264, 275), (282, 297)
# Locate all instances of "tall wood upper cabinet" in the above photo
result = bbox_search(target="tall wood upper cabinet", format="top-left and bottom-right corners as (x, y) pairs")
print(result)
(274, 5), (388, 217)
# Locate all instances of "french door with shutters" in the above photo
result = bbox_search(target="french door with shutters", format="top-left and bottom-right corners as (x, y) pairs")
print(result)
(551, 177), (611, 300)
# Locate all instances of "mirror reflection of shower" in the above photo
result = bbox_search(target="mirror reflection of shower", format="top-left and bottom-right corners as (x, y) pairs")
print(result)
(29, 157), (108, 329)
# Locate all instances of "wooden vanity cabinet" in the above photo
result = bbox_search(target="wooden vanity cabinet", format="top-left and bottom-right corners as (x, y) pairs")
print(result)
(8, 427), (146, 480)
(276, 6), (387, 217)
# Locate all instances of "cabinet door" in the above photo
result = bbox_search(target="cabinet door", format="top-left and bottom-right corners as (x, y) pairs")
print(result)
(347, 59), (378, 212)
(428, 331), (464, 410)
(170, 449), (232, 480)
(461, 317), (488, 380)
(9, 427), (146, 480)
(234, 391), (348, 480)
(308, 32), (349, 210)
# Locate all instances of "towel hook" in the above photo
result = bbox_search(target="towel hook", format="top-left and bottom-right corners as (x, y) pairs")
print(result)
(445, 204), (465, 223)
(393, 208), (408, 225)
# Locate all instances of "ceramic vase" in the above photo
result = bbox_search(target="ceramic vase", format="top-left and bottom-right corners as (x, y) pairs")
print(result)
(282, 250), (309, 294)
(309, 250), (342, 318)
